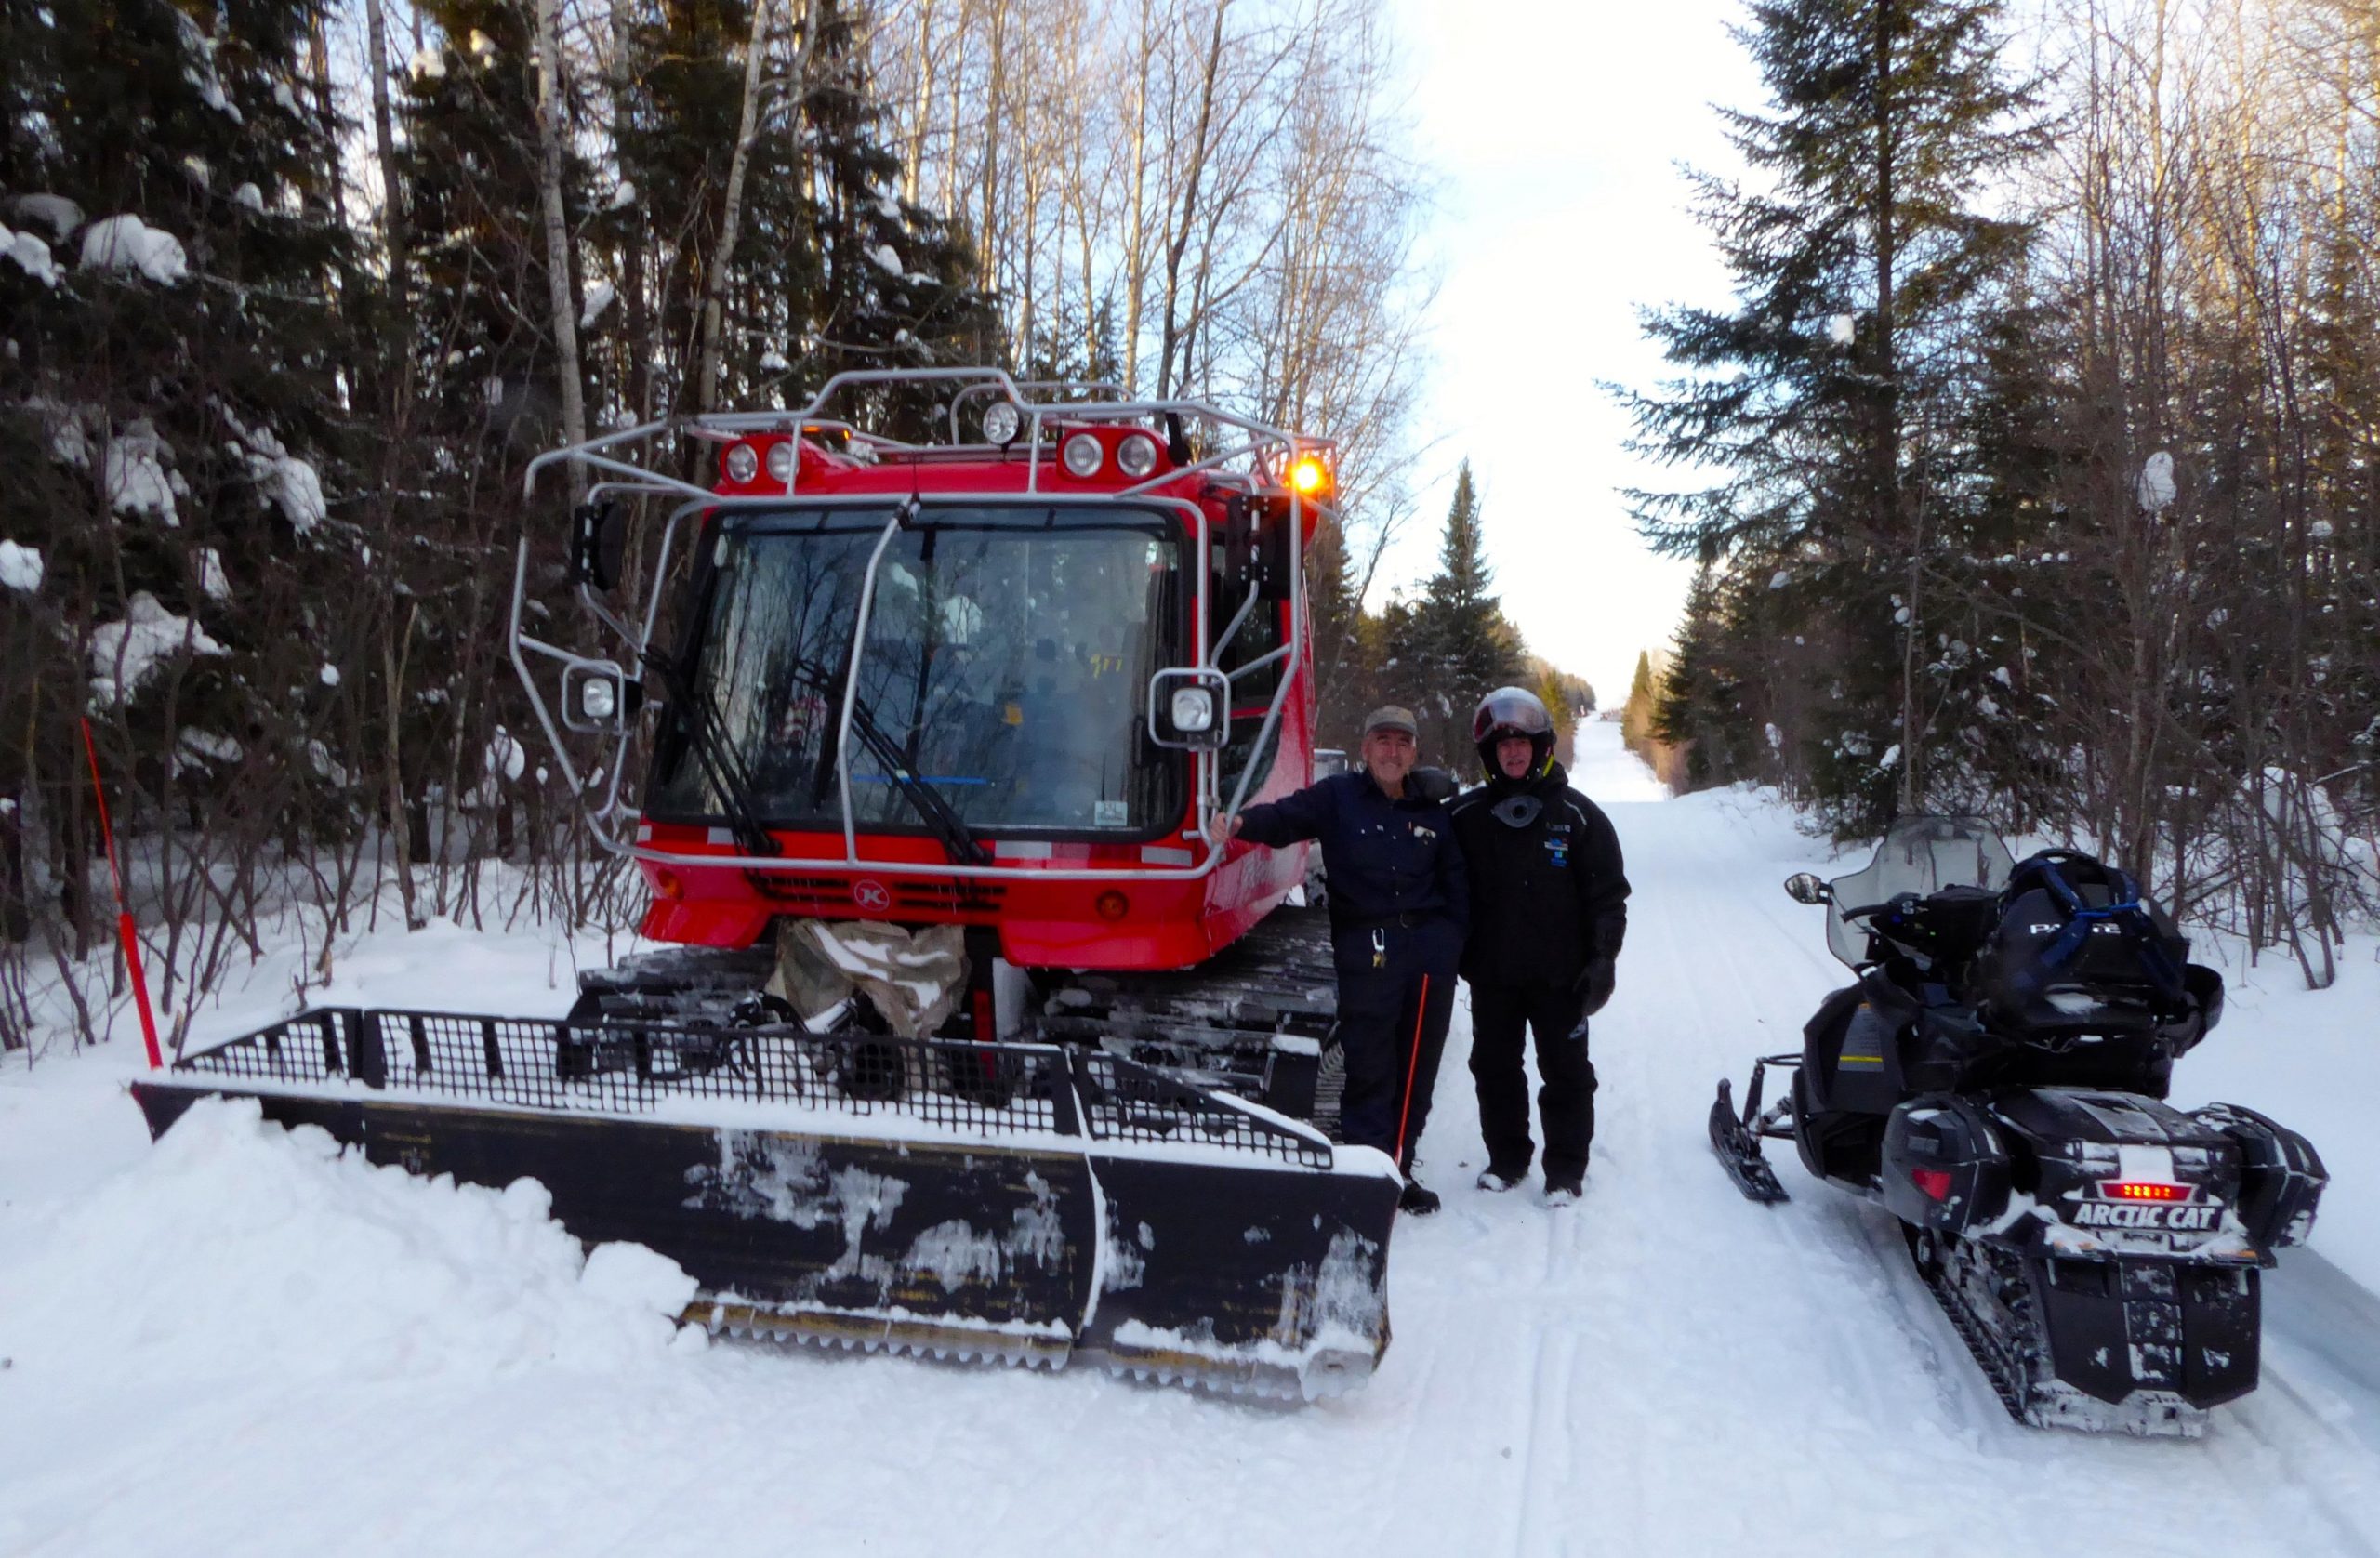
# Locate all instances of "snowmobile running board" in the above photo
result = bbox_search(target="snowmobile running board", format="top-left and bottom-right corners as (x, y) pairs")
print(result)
(130, 1008), (1401, 1401)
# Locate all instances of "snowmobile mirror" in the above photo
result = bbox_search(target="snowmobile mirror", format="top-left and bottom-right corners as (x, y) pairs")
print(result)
(569, 501), (628, 592)
(1148, 667), (1229, 750)
(1783, 872), (1832, 905)
(562, 659), (640, 733)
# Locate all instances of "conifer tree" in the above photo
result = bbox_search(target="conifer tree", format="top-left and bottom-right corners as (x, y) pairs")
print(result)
(1411, 461), (1526, 757)
(1, 0), (364, 967)
(1623, 0), (2041, 832)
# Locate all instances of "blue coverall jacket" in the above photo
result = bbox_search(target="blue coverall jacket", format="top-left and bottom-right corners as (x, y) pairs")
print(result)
(1235, 771), (1468, 1166)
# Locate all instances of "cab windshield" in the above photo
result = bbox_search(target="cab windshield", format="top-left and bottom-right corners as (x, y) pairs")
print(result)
(649, 503), (1186, 836)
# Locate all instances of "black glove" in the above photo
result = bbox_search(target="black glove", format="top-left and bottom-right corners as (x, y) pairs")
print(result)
(1573, 956), (1616, 1022)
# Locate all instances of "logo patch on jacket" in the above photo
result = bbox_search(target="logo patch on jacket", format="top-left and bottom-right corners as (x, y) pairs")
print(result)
(1544, 834), (1569, 866)
(1410, 823), (1436, 840)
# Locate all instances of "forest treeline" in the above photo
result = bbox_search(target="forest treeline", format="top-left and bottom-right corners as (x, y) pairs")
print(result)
(0, 0), (1447, 1047)
(1316, 460), (1597, 771)
(1631, 0), (2379, 983)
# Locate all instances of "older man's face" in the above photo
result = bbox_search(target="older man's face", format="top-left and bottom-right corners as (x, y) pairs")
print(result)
(1361, 727), (1417, 789)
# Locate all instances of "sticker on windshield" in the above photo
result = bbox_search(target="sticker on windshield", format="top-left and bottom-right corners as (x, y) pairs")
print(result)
(1094, 799), (1130, 828)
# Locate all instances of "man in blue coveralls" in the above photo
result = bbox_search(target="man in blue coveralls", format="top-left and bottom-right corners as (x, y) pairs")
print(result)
(1210, 706), (1468, 1214)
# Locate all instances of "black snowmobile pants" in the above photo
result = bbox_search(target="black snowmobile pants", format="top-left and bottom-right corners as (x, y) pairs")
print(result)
(1467, 980), (1598, 1183)
(1329, 918), (1461, 1168)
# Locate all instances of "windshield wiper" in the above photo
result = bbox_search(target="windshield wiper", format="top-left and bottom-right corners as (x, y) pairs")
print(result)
(641, 643), (780, 858)
(787, 660), (990, 867)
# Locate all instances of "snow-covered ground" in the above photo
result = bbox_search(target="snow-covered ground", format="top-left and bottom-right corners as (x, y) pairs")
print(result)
(4, 722), (2375, 1557)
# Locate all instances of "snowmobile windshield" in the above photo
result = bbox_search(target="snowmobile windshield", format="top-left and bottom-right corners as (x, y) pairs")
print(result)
(648, 503), (1188, 838)
(1823, 816), (2015, 966)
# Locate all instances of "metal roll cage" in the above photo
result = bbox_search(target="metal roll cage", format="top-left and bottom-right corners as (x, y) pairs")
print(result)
(510, 366), (1334, 885)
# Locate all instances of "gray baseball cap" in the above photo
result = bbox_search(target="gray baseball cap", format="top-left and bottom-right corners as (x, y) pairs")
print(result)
(1363, 706), (1419, 738)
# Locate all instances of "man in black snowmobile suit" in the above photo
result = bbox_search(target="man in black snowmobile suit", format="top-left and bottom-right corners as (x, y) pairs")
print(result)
(1447, 688), (1629, 1205)
(1210, 706), (1467, 1215)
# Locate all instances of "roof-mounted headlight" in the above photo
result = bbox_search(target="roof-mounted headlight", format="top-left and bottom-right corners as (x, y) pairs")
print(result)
(1117, 432), (1160, 479)
(1062, 431), (1105, 478)
(764, 440), (796, 482)
(722, 442), (760, 483)
(981, 400), (1023, 445)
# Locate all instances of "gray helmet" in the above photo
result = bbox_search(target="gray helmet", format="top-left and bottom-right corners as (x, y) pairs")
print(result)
(1472, 686), (1554, 780)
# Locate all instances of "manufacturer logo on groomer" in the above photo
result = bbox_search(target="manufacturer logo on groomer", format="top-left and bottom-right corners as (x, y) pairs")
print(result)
(853, 879), (892, 911)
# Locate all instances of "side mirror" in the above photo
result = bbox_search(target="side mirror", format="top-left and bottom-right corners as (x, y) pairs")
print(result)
(1148, 667), (1229, 750)
(568, 501), (628, 591)
(1783, 872), (1831, 905)
(562, 659), (642, 733)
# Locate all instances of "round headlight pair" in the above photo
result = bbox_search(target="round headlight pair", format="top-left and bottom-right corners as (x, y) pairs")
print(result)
(1061, 430), (1160, 480)
(721, 440), (797, 484)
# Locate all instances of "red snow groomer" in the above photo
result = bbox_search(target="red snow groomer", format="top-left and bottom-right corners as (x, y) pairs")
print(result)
(133, 371), (1396, 1399)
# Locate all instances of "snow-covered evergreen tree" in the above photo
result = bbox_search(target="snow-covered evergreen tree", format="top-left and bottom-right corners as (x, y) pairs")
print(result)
(1, 0), (361, 966)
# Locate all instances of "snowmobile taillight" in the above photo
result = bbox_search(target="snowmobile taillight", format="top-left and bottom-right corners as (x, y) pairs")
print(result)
(1095, 890), (1130, 921)
(1910, 1167), (1954, 1202)
(2101, 1181), (2189, 1202)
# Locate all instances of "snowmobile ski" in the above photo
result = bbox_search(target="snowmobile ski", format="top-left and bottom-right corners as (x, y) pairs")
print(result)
(1708, 1070), (1790, 1204)
(132, 1006), (1400, 1402)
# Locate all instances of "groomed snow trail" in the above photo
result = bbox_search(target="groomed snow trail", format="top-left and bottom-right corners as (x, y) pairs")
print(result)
(3, 724), (2375, 1558)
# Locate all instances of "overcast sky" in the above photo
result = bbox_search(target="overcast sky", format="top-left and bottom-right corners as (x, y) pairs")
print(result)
(1376, 0), (1769, 708)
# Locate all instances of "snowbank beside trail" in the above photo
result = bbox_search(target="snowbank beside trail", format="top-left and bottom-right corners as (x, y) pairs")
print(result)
(2171, 932), (2380, 1295)
(0, 1097), (696, 1393)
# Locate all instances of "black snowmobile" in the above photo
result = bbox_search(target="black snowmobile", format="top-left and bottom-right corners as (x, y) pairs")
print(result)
(1711, 816), (2327, 1435)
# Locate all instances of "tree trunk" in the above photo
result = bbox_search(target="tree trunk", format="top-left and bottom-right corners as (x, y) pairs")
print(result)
(1157, 1), (1230, 399)
(1121, 0), (1154, 390)
(611, 0), (650, 422)
(364, 0), (408, 313)
(535, 0), (590, 493)
(694, 0), (785, 416)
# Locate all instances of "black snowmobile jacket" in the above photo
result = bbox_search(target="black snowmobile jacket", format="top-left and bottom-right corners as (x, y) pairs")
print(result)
(1446, 763), (1629, 988)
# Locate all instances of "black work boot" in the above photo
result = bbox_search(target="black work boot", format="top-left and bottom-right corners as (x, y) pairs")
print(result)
(1398, 1176), (1441, 1215)
(1475, 1168), (1524, 1193)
